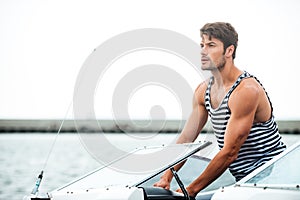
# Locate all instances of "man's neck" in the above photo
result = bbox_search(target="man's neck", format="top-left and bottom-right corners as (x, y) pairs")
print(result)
(211, 63), (243, 88)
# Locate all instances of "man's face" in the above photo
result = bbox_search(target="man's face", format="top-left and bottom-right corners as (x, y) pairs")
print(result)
(200, 34), (226, 71)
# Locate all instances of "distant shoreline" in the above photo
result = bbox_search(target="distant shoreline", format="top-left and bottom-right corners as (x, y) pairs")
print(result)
(0, 119), (299, 134)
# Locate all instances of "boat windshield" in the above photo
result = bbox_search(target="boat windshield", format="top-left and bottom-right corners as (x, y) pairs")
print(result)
(244, 144), (300, 187)
(55, 141), (211, 192)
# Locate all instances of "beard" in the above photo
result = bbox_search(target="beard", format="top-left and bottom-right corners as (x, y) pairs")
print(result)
(201, 55), (226, 71)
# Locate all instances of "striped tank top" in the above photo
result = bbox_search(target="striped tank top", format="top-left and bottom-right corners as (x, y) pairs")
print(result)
(204, 71), (286, 181)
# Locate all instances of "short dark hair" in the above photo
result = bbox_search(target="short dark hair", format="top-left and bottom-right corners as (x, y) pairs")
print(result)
(200, 22), (238, 59)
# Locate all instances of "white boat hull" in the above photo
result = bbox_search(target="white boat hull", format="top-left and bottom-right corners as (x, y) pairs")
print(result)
(50, 187), (144, 200)
(212, 186), (300, 200)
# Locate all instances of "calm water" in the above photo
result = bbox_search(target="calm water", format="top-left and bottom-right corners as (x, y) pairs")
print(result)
(0, 133), (299, 200)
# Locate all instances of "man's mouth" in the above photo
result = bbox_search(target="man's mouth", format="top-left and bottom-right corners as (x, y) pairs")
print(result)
(201, 57), (209, 63)
(201, 57), (209, 61)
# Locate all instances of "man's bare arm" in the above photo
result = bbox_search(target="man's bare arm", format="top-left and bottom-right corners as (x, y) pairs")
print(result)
(183, 81), (260, 197)
(177, 82), (208, 144)
(153, 82), (208, 189)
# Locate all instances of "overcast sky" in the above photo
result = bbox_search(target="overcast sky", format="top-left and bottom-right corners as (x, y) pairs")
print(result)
(1, 0), (300, 120)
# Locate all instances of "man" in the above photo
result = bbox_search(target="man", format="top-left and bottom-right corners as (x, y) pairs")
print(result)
(154, 22), (286, 197)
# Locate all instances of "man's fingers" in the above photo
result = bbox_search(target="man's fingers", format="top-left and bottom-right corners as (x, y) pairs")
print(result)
(176, 188), (182, 193)
(153, 181), (171, 190)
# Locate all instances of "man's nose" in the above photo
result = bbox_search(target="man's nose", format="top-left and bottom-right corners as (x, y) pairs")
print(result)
(201, 47), (207, 56)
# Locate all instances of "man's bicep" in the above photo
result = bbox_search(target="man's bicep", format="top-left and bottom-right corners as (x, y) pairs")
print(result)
(178, 101), (208, 143)
(224, 112), (253, 149)
(177, 84), (208, 143)
(224, 86), (259, 149)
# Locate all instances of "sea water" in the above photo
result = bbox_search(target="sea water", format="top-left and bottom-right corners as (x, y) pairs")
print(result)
(0, 133), (299, 200)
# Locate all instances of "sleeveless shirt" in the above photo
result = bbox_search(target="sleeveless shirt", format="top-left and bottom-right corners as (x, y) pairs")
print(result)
(204, 71), (286, 181)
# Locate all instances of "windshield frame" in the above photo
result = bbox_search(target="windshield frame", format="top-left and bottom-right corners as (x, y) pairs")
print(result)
(236, 142), (300, 190)
(54, 141), (212, 192)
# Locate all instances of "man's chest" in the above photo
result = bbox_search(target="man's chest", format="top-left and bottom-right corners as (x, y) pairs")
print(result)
(210, 86), (232, 109)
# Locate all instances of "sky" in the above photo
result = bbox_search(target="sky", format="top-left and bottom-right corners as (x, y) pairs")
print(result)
(0, 0), (300, 120)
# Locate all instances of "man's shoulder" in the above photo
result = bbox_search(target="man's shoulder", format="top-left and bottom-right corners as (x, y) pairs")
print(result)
(229, 77), (261, 110)
(194, 79), (210, 105)
(229, 76), (258, 98)
(237, 76), (263, 92)
(195, 79), (210, 92)
(195, 79), (210, 96)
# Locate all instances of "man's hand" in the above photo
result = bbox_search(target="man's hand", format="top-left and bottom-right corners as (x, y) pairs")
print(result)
(176, 186), (197, 198)
(153, 177), (171, 190)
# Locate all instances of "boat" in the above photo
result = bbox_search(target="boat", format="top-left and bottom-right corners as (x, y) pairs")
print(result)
(24, 140), (299, 200)
(23, 140), (236, 200)
(212, 141), (300, 200)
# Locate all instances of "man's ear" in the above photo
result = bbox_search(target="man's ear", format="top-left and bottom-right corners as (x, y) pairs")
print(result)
(225, 45), (235, 58)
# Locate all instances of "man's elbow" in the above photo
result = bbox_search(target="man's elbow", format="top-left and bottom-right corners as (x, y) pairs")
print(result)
(222, 147), (239, 164)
